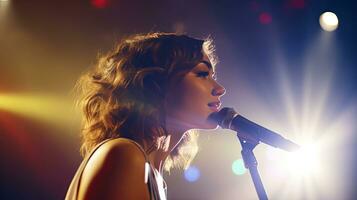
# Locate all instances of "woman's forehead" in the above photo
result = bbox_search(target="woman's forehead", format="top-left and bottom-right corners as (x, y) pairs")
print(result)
(201, 52), (215, 71)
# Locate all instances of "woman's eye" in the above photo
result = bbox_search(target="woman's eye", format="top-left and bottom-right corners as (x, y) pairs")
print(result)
(196, 71), (217, 80)
(196, 71), (209, 78)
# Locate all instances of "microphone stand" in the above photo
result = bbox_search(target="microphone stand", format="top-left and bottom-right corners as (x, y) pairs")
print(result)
(238, 136), (268, 200)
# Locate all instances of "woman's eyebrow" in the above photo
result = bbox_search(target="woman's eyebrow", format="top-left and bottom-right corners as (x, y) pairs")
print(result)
(200, 60), (213, 69)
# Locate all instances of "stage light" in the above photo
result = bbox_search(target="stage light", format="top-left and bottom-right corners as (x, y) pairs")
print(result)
(319, 12), (339, 32)
(255, 19), (351, 199)
(91, 0), (109, 9)
(184, 165), (200, 182)
(232, 159), (247, 175)
(264, 141), (322, 182)
(284, 143), (320, 177)
(0, 93), (79, 128)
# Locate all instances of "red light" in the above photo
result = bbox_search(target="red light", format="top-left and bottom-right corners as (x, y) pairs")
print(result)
(91, 0), (109, 9)
(259, 12), (272, 25)
(287, 0), (305, 9)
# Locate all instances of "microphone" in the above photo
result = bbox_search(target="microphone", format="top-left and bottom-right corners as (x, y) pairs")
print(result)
(209, 107), (300, 152)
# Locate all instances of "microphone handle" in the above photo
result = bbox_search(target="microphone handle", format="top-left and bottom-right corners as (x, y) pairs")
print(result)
(231, 115), (299, 152)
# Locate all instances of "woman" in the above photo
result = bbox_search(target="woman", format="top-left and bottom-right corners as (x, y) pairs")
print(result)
(66, 32), (225, 200)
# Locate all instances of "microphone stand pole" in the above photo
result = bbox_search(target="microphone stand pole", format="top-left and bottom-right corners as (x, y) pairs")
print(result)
(238, 136), (268, 200)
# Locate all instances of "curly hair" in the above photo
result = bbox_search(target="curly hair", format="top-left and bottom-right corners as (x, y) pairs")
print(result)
(75, 32), (217, 172)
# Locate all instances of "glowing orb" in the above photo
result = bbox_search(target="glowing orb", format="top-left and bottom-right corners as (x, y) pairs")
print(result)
(319, 12), (339, 32)
(232, 159), (247, 175)
(184, 166), (201, 182)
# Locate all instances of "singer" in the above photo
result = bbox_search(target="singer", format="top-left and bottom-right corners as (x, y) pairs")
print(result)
(65, 32), (225, 199)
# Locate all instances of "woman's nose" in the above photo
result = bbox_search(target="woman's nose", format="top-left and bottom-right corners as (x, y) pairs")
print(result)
(212, 82), (226, 97)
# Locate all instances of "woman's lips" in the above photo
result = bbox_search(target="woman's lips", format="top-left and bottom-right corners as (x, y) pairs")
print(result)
(207, 101), (221, 112)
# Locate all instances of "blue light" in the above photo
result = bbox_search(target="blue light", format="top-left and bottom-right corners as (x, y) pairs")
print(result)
(184, 165), (200, 182)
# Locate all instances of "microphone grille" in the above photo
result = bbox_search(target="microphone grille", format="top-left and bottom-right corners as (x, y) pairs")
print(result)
(209, 107), (237, 129)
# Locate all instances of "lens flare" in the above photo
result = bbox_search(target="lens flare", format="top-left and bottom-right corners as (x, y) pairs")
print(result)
(232, 159), (247, 175)
(184, 166), (201, 182)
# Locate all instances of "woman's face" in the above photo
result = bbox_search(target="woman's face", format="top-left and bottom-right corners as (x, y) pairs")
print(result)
(165, 53), (226, 131)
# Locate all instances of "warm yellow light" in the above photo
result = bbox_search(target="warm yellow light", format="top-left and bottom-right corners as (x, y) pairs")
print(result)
(0, 93), (80, 128)
(319, 12), (339, 32)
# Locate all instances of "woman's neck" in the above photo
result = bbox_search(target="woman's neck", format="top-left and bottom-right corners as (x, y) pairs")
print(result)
(145, 125), (188, 173)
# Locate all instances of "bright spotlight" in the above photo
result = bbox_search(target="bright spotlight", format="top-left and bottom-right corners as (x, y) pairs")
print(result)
(284, 143), (320, 177)
(319, 12), (339, 32)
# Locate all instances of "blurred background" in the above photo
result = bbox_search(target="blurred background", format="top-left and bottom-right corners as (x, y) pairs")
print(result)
(0, 0), (356, 199)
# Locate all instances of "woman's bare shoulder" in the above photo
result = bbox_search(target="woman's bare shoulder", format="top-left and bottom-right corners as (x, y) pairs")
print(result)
(101, 138), (147, 160)
(88, 138), (147, 169)
(78, 138), (150, 199)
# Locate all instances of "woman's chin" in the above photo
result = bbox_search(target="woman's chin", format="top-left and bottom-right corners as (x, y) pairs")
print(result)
(195, 120), (219, 130)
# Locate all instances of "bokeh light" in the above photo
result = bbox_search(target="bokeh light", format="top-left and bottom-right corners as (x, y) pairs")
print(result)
(319, 12), (339, 32)
(184, 166), (201, 182)
(232, 159), (247, 175)
(286, 0), (305, 9)
(259, 12), (272, 25)
(91, 0), (109, 9)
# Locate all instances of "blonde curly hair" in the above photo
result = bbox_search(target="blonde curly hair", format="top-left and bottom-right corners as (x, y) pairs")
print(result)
(75, 32), (216, 171)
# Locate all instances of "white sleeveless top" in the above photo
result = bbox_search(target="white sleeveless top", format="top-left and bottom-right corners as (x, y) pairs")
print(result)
(65, 138), (167, 200)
